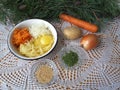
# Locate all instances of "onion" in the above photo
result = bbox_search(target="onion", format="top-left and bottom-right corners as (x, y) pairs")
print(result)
(80, 34), (99, 50)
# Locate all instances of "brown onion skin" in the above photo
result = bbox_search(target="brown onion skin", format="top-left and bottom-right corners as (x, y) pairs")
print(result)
(80, 34), (99, 50)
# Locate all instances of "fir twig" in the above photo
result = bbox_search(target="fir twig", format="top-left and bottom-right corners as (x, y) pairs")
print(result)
(0, 0), (120, 27)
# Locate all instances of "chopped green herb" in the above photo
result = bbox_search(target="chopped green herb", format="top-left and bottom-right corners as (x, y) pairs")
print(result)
(62, 51), (78, 67)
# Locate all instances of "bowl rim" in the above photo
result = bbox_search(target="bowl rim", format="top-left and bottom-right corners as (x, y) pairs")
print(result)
(7, 19), (58, 60)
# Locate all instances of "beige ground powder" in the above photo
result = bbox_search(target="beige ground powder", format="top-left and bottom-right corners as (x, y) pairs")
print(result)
(35, 65), (53, 84)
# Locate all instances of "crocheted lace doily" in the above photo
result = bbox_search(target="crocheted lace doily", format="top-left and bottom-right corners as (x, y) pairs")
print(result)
(0, 17), (120, 90)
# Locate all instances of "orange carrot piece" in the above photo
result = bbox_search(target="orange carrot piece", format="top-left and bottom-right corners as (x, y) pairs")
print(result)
(12, 27), (32, 47)
(59, 13), (98, 33)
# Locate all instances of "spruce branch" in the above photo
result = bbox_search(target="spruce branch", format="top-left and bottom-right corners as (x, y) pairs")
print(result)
(0, 0), (120, 27)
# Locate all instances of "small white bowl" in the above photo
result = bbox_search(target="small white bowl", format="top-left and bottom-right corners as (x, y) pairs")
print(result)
(7, 19), (57, 60)
(30, 59), (58, 87)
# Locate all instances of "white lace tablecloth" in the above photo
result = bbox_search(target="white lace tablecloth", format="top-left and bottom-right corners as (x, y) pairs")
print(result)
(0, 17), (120, 90)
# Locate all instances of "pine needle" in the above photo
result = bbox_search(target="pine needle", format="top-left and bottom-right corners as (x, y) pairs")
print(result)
(0, 0), (120, 27)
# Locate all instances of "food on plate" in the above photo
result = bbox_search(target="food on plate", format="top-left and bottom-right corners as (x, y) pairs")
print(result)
(35, 65), (53, 84)
(80, 34), (99, 50)
(19, 34), (54, 57)
(62, 51), (78, 67)
(59, 13), (98, 33)
(40, 34), (53, 45)
(63, 26), (82, 40)
(12, 27), (32, 47)
(11, 24), (54, 57)
(29, 24), (51, 38)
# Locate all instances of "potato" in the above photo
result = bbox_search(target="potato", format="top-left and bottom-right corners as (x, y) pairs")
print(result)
(63, 26), (82, 40)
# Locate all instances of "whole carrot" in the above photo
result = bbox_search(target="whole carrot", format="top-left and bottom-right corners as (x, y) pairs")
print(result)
(59, 13), (98, 33)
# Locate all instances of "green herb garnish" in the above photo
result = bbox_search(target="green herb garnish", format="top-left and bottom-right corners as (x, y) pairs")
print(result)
(62, 51), (78, 67)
